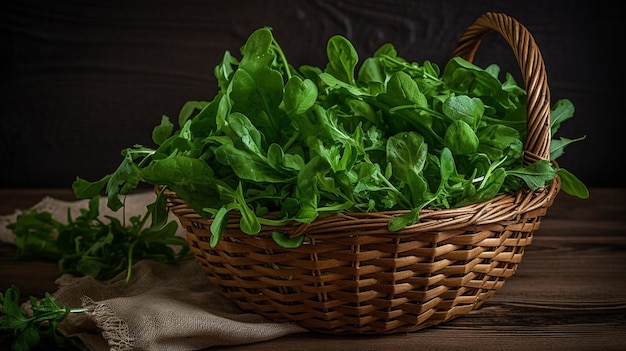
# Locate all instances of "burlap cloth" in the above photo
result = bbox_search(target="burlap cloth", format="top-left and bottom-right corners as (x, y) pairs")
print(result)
(0, 192), (307, 351)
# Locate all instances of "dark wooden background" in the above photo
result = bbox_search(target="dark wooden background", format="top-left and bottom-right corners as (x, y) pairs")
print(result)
(0, 0), (620, 188)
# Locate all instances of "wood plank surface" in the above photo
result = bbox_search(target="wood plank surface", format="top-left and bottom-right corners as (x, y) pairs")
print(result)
(1, 188), (625, 350)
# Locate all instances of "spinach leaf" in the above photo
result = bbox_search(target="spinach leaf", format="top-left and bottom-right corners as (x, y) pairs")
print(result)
(325, 35), (358, 86)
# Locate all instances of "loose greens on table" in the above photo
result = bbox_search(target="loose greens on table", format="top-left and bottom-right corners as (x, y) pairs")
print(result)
(6, 193), (190, 284)
(72, 27), (588, 247)
(1, 285), (84, 351)
(2, 194), (190, 350)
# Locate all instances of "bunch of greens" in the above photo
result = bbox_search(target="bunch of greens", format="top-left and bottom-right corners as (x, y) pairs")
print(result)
(73, 27), (588, 248)
(3, 192), (190, 349)
(6, 193), (190, 284)
(1, 285), (84, 351)
(2, 186), (189, 350)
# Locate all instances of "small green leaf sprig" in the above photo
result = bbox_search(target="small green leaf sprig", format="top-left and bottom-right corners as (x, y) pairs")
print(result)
(3, 191), (190, 350)
(1, 285), (85, 351)
(73, 27), (589, 248)
(7, 191), (191, 284)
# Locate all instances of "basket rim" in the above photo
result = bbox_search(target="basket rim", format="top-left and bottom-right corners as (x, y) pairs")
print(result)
(162, 175), (560, 237)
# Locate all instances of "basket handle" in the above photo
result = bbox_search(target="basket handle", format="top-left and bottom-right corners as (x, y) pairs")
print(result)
(452, 12), (551, 164)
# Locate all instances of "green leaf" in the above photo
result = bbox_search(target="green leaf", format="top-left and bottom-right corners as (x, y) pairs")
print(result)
(294, 156), (329, 223)
(482, 167), (507, 191)
(226, 112), (263, 154)
(444, 120), (479, 155)
(478, 124), (520, 149)
(141, 155), (215, 186)
(271, 231), (305, 248)
(152, 115), (175, 145)
(550, 98), (575, 137)
(459, 167), (506, 206)
(551, 135), (586, 161)
(140, 156), (225, 213)
(148, 191), (169, 229)
(507, 160), (556, 191)
(7, 211), (63, 259)
(386, 132), (427, 183)
(439, 147), (456, 183)
(477, 124), (522, 161)
(215, 143), (292, 183)
(387, 71), (427, 107)
(318, 72), (369, 97)
(1, 285), (23, 318)
(442, 95), (483, 125)
(443, 57), (504, 98)
(357, 56), (385, 84)
(14, 326), (41, 351)
(72, 175), (110, 199)
(235, 183), (261, 234)
(177, 101), (207, 128)
(283, 76), (318, 116)
(214, 50), (238, 92)
(558, 168), (590, 199)
(388, 200), (429, 231)
(229, 67), (285, 139)
(239, 27), (275, 73)
(102, 154), (143, 211)
(210, 207), (229, 247)
(346, 98), (379, 125)
(325, 35), (358, 85)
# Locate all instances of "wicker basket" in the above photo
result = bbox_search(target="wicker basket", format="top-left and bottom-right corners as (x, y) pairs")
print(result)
(164, 12), (561, 334)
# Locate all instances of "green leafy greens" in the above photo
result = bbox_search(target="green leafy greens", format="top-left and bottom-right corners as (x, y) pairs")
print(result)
(3, 183), (190, 351)
(6, 191), (190, 284)
(73, 27), (588, 248)
(1, 285), (85, 351)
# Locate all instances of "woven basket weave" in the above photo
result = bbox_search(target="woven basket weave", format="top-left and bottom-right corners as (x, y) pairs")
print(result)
(164, 12), (561, 334)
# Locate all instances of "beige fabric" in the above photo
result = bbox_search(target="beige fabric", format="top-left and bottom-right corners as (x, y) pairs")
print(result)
(54, 260), (306, 351)
(2, 193), (307, 350)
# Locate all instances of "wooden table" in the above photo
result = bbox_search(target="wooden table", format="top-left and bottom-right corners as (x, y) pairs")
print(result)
(1, 188), (625, 350)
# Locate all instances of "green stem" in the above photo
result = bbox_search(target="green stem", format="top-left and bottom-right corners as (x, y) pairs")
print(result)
(380, 55), (439, 81)
(125, 241), (137, 285)
(271, 38), (292, 80)
(283, 131), (300, 151)
(388, 104), (445, 119)
(481, 115), (525, 125)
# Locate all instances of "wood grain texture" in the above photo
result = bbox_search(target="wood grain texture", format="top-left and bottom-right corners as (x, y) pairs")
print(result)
(0, 187), (624, 350)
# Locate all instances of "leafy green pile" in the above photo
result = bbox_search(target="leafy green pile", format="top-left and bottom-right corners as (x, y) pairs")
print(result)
(1, 285), (84, 351)
(6, 193), (190, 283)
(73, 27), (588, 247)
(2, 185), (189, 351)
